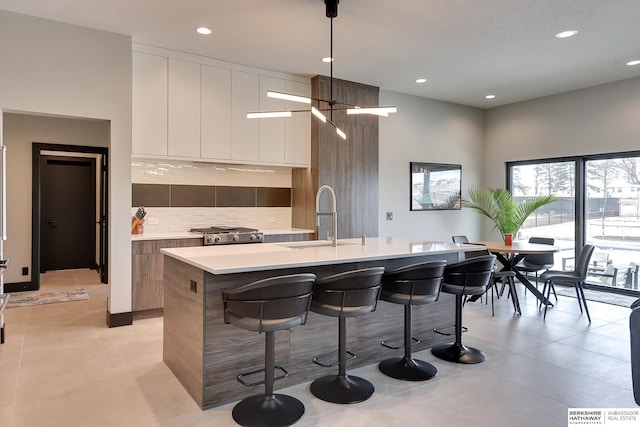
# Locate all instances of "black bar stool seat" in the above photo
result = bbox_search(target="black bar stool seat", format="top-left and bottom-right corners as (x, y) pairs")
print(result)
(378, 260), (447, 381)
(223, 273), (316, 427)
(309, 267), (385, 404)
(431, 255), (495, 364)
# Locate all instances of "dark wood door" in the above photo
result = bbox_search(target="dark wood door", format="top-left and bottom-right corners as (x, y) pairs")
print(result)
(40, 156), (96, 272)
(98, 154), (108, 283)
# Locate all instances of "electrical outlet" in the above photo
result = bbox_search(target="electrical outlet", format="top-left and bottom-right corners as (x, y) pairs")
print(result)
(386, 212), (393, 220)
(22, 267), (29, 276)
(267, 217), (276, 223)
(147, 217), (159, 225)
(190, 280), (197, 293)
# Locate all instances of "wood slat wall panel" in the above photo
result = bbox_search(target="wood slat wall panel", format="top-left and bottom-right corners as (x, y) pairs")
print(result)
(292, 75), (379, 239)
(163, 256), (206, 407)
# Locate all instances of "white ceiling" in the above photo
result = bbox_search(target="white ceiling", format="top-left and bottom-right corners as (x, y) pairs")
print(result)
(2, 0), (640, 108)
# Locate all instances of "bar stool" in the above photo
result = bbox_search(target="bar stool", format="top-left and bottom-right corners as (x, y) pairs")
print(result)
(222, 273), (316, 427)
(431, 255), (495, 364)
(309, 267), (385, 404)
(378, 260), (446, 381)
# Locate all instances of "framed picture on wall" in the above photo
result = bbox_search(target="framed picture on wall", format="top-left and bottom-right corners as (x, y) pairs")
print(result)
(410, 162), (462, 211)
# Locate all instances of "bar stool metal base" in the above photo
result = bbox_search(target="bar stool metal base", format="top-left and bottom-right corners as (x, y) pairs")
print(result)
(431, 342), (486, 364)
(310, 374), (374, 404)
(378, 356), (438, 381)
(232, 393), (305, 427)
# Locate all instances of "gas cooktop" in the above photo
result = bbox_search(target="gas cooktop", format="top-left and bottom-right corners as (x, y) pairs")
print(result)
(190, 226), (263, 245)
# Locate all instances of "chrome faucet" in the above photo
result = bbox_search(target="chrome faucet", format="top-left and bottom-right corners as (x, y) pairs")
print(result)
(316, 185), (338, 247)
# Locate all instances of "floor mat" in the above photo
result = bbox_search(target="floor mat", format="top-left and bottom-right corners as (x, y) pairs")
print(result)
(7, 289), (89, 308)
(553, 285), (638, 308)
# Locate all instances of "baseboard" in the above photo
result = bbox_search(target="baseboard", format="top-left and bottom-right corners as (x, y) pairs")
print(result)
(4, 282), (37, 292)
(133, 308), (163, 320)
(106, 310), (133, 328)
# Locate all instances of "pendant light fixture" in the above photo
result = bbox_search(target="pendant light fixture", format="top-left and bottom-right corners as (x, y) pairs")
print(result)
(247, 0), (397, 140)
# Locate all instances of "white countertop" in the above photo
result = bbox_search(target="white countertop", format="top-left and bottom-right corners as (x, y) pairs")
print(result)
(131, 228), (314, 241)
(161, 237), (478, 275)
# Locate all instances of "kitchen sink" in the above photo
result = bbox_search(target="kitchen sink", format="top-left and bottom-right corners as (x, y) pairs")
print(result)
(275, 240), (359, 249)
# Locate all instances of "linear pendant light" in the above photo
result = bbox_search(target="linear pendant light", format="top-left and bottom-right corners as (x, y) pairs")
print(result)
(246, 0), (396, 141)
(247, 111), (292, 119)
(266, 91), (311, 104)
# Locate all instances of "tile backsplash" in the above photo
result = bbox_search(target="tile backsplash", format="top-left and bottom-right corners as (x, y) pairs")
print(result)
(132, 159), (297, 232)
(130, 207), (292, 233)
(132, 159), (291, 187)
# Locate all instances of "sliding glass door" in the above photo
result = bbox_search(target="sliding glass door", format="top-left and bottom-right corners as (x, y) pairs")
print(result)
(508, 153), (640, 295)
(508, 161), (576, 273)
(585, 157), (640, 290)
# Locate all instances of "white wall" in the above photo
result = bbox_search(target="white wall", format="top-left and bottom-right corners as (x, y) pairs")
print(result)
(3, 114), (109, 283)
(0, 11), (132, 315)
(484, 76), (640, 188)
(378, 90), (485, 242)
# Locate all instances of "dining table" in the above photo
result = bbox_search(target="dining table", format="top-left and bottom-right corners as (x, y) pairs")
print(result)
(472, 241), (561, 307)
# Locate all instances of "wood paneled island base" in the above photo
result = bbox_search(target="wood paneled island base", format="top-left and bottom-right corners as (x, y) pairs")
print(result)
(162, 239), (472, 409)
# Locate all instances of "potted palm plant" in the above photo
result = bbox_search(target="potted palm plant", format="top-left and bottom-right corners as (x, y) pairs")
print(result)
(463, 187), (558, 245)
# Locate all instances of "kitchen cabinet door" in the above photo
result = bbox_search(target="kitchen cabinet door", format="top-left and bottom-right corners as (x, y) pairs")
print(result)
(231, 70), (259, 162)
(258, 76), (285, 163)
(132, 52), (168, 156)
(132, 238), (202, 313)
(168, 58), (201, 158)
(201, 65), (232, 160)
(284, 80), (311, 166)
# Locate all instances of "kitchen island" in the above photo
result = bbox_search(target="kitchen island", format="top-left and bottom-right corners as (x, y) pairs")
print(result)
(161, 238), (477, 409)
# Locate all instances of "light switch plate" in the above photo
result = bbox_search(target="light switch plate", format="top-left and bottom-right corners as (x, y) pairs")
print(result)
(386, 212), (393, 220)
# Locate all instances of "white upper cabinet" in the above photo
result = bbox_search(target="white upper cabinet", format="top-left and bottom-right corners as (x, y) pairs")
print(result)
(168, 58), (201, 158)
(231, 70), (259, 162)
(201, 65), (232, 160)
(132, 52), (168, 156)
(284, 80), (311, 166)
(258, 76), (285, 163)
(132, 46), (310, 166)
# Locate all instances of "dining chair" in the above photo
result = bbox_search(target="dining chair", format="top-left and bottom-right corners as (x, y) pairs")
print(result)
(540, 244), (595, 322)
(466, 247), (520, 315)
(631, 298), (640, 405)
(452, 235), (469, 244)
(517, 237), (555, 296)
(451, 236), (519, 315)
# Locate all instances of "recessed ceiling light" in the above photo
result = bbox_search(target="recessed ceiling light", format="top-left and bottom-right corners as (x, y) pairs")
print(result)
(485, 94), (496, 99)
(415, 78), (427, 84)
(555, 30), (578, 39)
(627, 60), (640, 66)
(322, 57), (334, 63)
(196, 27), (212, 35)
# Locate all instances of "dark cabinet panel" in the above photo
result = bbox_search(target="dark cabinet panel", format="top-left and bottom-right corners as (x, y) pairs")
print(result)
(132, 238), (202, 314)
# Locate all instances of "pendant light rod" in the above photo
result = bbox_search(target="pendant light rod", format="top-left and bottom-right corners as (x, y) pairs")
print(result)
(246, 0), (396, 133)
(330, 15), (334, 120)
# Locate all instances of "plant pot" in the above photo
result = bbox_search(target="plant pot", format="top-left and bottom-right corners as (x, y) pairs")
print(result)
(504, 233), (513, 246)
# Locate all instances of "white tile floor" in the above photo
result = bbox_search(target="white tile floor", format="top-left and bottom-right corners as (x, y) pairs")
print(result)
(0, 269), (636, 426)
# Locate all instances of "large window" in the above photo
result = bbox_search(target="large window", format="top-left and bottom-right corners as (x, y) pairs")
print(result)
(508, 153), (640, 295)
